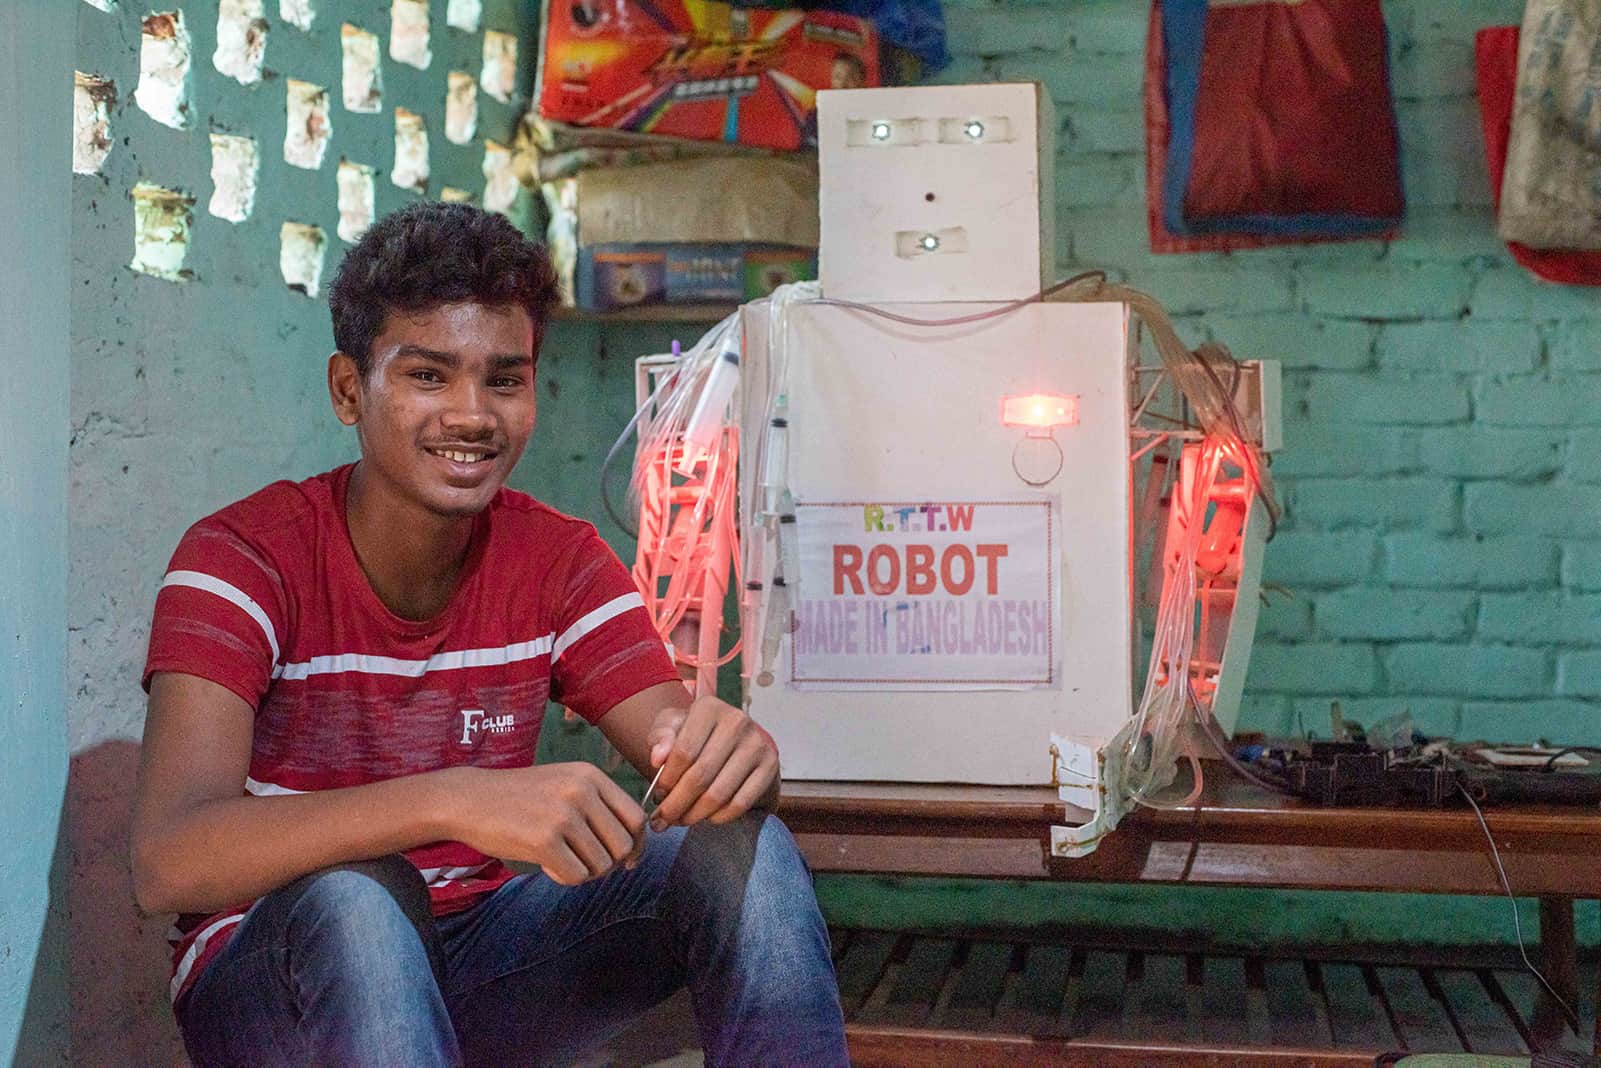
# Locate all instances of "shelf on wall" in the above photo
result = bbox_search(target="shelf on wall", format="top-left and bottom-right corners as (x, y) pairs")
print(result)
(550, 303), (739, 324)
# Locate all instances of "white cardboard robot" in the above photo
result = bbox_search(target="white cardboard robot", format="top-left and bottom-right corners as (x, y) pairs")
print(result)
(632, 83), (1280, 854)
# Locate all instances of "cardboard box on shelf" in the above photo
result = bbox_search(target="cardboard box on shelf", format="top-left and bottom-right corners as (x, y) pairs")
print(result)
(541, 153), (819, 311)
(577, 243), (815, 311)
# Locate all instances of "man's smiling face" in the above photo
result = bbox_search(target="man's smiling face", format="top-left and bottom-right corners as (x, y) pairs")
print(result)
(337, 300), (538, 519)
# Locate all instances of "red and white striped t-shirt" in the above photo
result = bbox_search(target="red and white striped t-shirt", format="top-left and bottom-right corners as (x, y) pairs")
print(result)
(142, 463), (681, 1005)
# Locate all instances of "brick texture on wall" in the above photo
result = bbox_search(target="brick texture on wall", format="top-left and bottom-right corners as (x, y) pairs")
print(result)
(924, 0), (1598, 748)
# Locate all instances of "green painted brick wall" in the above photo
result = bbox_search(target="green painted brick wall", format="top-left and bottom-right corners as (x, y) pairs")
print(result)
(513, 0), (1601, 951)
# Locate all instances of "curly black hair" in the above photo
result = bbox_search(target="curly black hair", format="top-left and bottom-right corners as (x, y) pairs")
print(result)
(328, 202), (561, 376)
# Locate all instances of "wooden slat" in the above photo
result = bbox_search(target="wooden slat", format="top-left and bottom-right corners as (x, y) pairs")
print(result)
(1003, 943), (1072, 1031)
(799, 831), (1601, 895)
(1481, 968), (1538, 1051)
(795, 832), (1050, 879)
(1195, 955), (1251, 1047)
(1117, 951), (1144, 1038)
(1129, 953), (1193, 1043)
(782, 780), (1072, 822)
(1431, 968), (1526, 1054)
(1242, 957), (1273, 1046)
(928, 946), (966, 1027)
(990, 954), (1024, 1032)
(1070, 949), (1129, 1040)
(844, 1025), (1382, 1067)
(856, 955), (904, 1024)
(877, 937), (958, 1027)
(1583, 958), (1599, 1051)
(1582, 957), (1598, 1035)
(1059, 841), (1601, 897)
(942, 940), (1015, 1030)
(781, 777), (1601, 851)
(835, 931), (900, 1017)
(1184, 954), (1203, 1037)
(1315, 962), (1392, 1050)
(1055, 947), (1086, 1037)
(1264, 959), (1329, 1049)
(1374, 965), (1462, 1051)
(1495, 967), (1586, 1053)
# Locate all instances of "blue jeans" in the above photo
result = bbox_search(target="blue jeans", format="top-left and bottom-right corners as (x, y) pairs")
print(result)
(176, 814), (848, 1067)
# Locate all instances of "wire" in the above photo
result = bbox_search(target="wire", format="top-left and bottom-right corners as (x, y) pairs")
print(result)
(599, 435), (639, 539)
(1541, 746), (1601, 770)
(1190, 684), (1299, 797)
(599, 366), (679, 540)
(815, 271), (1108, 328)
(1456, 781), (1582, 1039)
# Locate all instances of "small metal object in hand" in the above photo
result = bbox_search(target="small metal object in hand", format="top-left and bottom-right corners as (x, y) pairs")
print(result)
(641, 763), (667, 819)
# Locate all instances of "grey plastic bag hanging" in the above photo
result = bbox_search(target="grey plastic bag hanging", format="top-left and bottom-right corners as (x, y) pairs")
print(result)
(1498, 0), (1601, 250)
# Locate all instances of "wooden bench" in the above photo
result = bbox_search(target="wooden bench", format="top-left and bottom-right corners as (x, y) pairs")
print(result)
(778, 772), (1601, 1065)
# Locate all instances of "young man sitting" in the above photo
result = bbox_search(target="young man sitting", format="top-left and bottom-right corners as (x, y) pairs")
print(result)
(131, 202), (848, 1067)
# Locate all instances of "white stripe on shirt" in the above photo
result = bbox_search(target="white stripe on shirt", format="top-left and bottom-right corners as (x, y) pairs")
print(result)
(551, 593), (646, 663)
(417, 862), (491, 886)
(274, 635), (556, 681)
(244, 776), (304, 796)
(170, 912), (245, 1003)
(161, 570), (281, 666)
(268, 594), (648, 681)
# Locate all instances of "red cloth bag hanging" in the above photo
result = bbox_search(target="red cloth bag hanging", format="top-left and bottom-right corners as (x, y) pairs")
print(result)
(1145, 0), (1400, 253)
(1145, 2), (1302, 253)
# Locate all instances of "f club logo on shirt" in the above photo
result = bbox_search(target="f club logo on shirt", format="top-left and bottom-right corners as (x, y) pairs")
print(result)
(459, 708), (515, 746)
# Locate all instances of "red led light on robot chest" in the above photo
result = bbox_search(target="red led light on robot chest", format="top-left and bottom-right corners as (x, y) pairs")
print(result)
(1000, 393), (1078, 429)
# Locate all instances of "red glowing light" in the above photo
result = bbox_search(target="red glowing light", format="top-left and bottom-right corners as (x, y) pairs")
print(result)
(1001, 393), (1078, 429)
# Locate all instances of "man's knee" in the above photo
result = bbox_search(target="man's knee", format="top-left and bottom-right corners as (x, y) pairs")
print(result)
(743, 814), (815, 915)
(278, 855), (437, 958)
(672, 814), (814, 920)
(283, 854), (428, 908)
(182, 857), (459, 1066)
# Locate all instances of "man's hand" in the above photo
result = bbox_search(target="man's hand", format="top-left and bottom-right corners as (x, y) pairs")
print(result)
(448, 763), (647, 885)
(645, 695), (780, 831)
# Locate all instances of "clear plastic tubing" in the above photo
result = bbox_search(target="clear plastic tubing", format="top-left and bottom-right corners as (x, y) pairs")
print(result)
(760, 410), (788, 517)
(777, 510), (799, 590)
(682, 335), (741, 464)
(741, 525), (770, 674)
(757, 578), (787, 687)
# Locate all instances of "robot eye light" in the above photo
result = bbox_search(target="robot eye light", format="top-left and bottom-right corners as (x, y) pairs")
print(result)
(1001, 393), (1079, 429)
(871, 121), (893, 141)
(963, 120), (985, 140)
(919, 233), (940, 252)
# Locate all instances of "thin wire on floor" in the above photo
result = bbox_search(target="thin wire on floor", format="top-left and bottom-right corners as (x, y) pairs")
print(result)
(1457, 781), (1582, 1039)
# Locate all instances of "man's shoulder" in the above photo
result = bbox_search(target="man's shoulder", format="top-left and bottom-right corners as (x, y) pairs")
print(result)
(488, 486), (607, 552)
(200, 467), (340, 536)
(181, 467), (343, 568)
(482, 488), (637, 597)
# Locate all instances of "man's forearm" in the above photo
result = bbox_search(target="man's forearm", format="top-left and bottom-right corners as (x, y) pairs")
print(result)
(132, 767), (471, 915)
